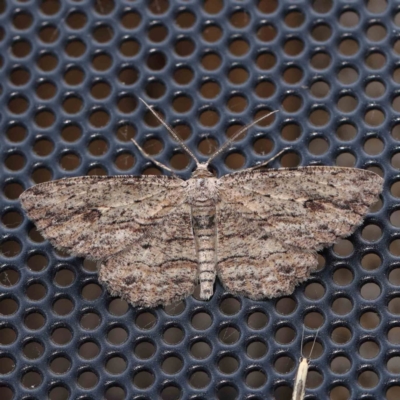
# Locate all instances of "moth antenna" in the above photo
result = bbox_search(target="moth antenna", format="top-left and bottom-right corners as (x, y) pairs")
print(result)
(138, 97), (200, 166)
(205, 109), (279, 167)
(131, 137), (177, 175)
(308, 327), (320, 359)
(300, 324), (305, 355)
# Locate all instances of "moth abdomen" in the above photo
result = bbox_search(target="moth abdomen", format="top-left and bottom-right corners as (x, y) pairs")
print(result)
(191, 204), (217, 299)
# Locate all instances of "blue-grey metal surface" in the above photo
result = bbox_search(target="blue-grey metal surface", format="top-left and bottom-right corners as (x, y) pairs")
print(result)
(0, 0), (399, 399)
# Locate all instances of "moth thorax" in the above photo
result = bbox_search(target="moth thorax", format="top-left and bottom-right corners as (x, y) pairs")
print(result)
(186, 178), (219, 207)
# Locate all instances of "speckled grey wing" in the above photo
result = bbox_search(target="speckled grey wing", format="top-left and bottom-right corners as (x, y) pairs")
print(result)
(20, 175), (199, 307)
(20, 175), (189, 259)
(216, 166), (383, 299)
(98, 203), (198, 307)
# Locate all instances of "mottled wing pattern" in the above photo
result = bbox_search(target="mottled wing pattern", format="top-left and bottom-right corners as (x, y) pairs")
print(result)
(217, 166), (383, 299)
(217, 208), (317, 299)
(20, 175), (186, 258)
(99, 204), (198, 307)
(21, 176), (198, 306)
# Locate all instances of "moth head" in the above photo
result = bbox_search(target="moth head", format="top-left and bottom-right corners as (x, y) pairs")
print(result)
(192, 164), (214, 178)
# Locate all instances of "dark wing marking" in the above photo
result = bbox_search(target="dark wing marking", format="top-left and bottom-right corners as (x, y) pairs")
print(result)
(20, 175), (188, 259)
(216, 166), (383, 299)
(99, 204), (198, 307)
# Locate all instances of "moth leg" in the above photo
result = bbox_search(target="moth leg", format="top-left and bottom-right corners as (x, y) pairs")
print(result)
(131, 137), (177, 175)
(233, 147), (290, 174)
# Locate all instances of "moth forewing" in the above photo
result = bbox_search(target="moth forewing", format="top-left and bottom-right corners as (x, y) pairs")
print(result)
(292, 357), (309, 400)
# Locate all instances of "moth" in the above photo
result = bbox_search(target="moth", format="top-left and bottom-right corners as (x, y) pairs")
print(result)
(292, 328), (319, 400)
(20, 99), (384, 307)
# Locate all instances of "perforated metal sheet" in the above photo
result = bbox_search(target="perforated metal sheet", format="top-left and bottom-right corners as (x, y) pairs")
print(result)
(1, 0), (400, 399)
